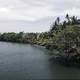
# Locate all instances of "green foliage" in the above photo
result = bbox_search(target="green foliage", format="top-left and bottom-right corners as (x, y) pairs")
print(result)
(0, 14), (80, 64)
(0, 14), (80, 58)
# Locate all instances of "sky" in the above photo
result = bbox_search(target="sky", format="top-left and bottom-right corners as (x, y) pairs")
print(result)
(0, 0), (80, 32)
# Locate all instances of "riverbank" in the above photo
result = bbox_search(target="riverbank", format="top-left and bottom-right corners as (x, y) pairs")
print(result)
(0, 14), (80, 67)
(1, 39), (80, 67)
(1, 41), (80, 79)
(33, 42), (80, 67)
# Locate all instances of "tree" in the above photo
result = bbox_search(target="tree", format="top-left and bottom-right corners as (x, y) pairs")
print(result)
(71, 16), (77, 24)
(65, 14), (71, 25)
(66, 14), (69, 21)
(62, 21), (66, 30)
(57, 17), (60, 25)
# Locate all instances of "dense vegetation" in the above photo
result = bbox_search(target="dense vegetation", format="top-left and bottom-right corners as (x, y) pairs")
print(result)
(0, 14), (80, 65)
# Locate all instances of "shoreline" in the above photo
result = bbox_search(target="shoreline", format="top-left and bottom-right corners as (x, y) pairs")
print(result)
(0, 40), (80, 67)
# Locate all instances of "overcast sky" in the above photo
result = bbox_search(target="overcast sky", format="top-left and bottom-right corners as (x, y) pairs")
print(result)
(0, 0), (80, 32)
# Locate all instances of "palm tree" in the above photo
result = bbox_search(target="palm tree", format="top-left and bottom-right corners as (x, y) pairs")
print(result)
(57, 17), (60, 25)
(62, 21), (66, 30)
(66, 14), (69, 21)
(71, 16), (77, 24)
(66, 14), (71, 25)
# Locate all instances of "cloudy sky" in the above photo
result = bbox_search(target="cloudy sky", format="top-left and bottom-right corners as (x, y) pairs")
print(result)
(0, 0), (80, 32)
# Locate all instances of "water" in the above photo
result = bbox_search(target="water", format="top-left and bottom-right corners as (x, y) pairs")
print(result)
(0, 42), (80, 80)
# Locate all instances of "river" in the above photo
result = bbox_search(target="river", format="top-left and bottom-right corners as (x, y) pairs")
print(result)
(0, 42), (80, 80)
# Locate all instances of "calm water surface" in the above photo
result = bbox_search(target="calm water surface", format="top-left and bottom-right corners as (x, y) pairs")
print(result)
(0, 42), (80, 80)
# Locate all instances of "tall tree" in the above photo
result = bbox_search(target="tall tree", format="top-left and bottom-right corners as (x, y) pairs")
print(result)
(71, 16), (77, 24)
(66, 14), (69, 21)
(65, 14), (71, 25)
(62, 21), (66, 30)
(57, 17), (60, 25)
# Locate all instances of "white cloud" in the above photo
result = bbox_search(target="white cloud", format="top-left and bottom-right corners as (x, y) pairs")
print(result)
(0, 0), (80, 21)
(0, 0), (58, 21)
(0, 8), (9, 12)
(0, 0), (80, 32)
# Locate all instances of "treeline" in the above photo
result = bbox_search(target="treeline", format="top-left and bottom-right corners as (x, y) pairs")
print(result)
(0, 14), (80, 65)
(0, 14), (79, 45)
(0, 14), (80, 64)
(48, 14), (80, 64)
(0, 32), (37, 43)
(50, 14), (79, 33)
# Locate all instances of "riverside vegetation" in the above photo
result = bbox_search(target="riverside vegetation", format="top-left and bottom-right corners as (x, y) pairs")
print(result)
(0, 14), (80, 66)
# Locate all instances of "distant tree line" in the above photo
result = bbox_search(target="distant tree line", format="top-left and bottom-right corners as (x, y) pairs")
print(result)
(0, 14), (79, 47)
